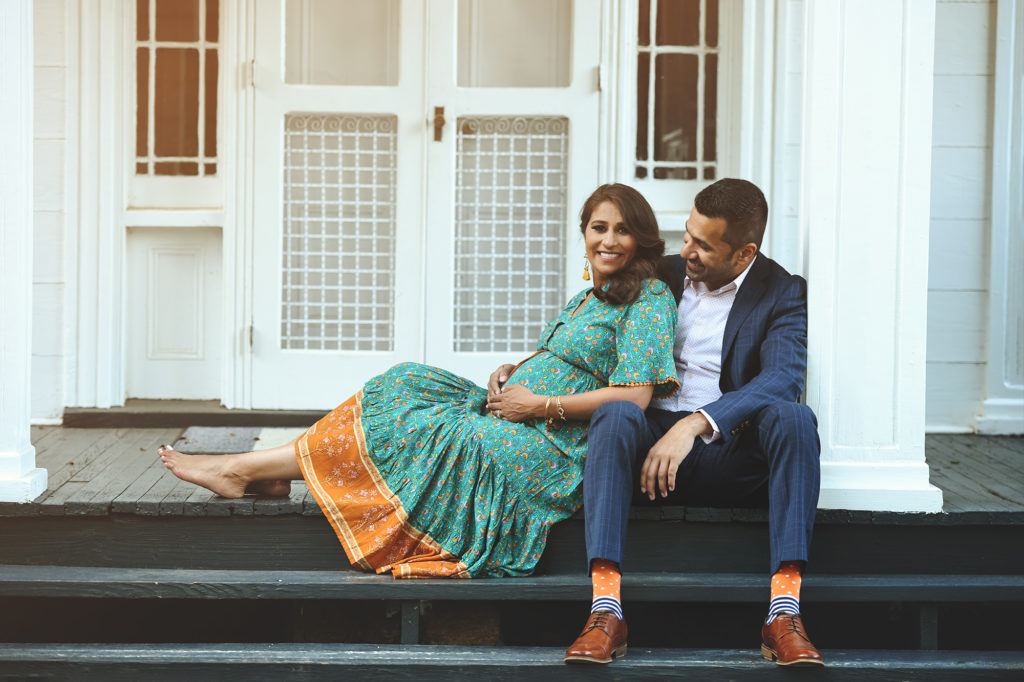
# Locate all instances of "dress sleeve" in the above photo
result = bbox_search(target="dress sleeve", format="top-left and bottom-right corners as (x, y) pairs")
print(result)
(608, 280), (680, 398)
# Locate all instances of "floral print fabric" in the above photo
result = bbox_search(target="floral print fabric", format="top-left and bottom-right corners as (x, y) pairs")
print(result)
(298, 278), (678, 578)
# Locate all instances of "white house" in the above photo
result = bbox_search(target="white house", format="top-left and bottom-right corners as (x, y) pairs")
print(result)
(2, 0), (1021, 509)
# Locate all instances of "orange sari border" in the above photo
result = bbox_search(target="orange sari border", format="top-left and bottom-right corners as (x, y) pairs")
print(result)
(295, 392), (471, 579)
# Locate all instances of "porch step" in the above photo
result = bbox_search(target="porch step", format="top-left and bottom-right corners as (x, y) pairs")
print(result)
(0, 644), (1021, 681)
(2, 565), (1022, 603)
(2, 513), (1023, 575)
(62, 400), (324, 428)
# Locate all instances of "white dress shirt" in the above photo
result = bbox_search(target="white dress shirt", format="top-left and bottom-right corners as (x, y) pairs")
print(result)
(651, 256), (757, 442)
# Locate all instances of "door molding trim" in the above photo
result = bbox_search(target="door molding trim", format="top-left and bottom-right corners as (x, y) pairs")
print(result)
(224, 0), (254, 409)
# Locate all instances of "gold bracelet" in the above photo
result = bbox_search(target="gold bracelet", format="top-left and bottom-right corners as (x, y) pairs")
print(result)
(556, 396), (566, 423)
(546, 396), (561, 430)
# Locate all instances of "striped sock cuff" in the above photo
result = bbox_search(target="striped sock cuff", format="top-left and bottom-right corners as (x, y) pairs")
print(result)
(591, 596), (623, 621)
(766, 595), (801, 624)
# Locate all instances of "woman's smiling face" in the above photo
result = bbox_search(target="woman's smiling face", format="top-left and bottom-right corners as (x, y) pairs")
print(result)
(584, 200), (637, 288)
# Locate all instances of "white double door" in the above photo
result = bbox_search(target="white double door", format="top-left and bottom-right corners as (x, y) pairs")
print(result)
(251, 0), (600, 408)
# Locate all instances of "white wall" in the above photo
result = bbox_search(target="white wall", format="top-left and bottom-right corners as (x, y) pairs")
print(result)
(926, 0), (996, 431)
(31, 0), (70, 423)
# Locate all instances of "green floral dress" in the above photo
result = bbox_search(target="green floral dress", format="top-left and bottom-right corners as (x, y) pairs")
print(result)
(296, 278), (679, 578)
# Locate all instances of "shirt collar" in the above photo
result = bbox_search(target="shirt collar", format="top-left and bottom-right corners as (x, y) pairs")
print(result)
(684, 254), (758, 295)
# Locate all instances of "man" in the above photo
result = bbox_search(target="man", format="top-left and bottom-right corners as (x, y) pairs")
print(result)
(563, 178), (823, 666)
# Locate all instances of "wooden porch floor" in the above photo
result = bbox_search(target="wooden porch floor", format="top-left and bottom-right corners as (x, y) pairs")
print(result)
(3, 428), (1022, 520)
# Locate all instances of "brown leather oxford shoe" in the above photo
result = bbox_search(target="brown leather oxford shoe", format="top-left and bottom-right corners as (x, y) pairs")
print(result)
(563, 611), (628, 664)
(761, 613), (825, 666)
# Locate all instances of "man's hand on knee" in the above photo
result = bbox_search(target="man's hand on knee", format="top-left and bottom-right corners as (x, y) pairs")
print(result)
(639, 413), (711, 500)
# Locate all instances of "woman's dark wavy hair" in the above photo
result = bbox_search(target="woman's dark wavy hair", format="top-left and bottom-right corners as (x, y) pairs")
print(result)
(579, 184), (665, 306)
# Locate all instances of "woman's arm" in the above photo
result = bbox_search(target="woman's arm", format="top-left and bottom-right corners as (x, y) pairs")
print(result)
(485, 383), (654, 423)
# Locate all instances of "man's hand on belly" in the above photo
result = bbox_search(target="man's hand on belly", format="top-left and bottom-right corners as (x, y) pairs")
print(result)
(640, 412), (712, 501)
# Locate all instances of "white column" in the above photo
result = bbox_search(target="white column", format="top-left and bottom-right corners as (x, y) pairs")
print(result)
(0, 0), (47, 502)
(801, 0), (942, 512)
(977, 0), (1024, 435)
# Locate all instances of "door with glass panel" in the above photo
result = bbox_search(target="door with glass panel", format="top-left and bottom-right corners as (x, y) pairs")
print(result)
(422, 0), (600, 383)
(251, 0), (598, 408)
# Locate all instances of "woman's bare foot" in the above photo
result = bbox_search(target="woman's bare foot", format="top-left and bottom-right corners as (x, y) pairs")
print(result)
(158, 445), (249, 498)
(245, 479), (291, 497)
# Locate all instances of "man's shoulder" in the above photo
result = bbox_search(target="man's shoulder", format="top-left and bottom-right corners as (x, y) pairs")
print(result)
(750, 255), (807, 293)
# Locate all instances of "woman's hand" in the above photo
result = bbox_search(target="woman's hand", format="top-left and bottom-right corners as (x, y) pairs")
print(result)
(487, 363), (516, 399)
(486, 384), (543, 423)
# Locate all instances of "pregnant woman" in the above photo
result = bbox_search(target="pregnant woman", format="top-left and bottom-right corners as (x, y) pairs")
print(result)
(160, 183), (679, 579)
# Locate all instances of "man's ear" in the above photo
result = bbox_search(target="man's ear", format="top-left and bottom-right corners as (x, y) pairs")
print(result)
(736, 243), (758, 267)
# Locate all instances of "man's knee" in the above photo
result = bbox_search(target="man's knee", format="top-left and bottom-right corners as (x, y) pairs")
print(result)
(591, 400), (647, 432)
(755, 402), (820, 461)
(756, 402), (817, 431)
(587, 401), (648, 465)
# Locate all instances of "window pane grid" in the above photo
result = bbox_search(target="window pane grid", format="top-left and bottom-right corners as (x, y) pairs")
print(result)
(454, 116), (568, 353)
(281, 114), (397, 352)
(636, 0), (719, 181)
(135, 0), (219, 176)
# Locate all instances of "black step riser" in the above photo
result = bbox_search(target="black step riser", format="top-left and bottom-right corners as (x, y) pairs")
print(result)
(2, 515), (1022, 574)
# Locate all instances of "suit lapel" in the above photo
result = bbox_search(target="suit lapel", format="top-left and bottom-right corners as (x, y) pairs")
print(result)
(720, 256), (771, 365)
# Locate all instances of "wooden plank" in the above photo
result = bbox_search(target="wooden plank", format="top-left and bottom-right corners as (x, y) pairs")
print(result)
(63, 430), (177, 516)
(302, 488), (322, 516)
(34, 429), (126, 499)
(253, 481), (307, 516)
(134, 461), (189, 516)
(931, 446), (1024, 510)
(2, 512), (1021, 573)
(925, 449), (1019, 511)
(36, 430), (151, 515)
(2, 566), (1022, 602)
(932, 469), (1013, 513)
(110, 459), (173, 514)
(182, 485), (218, 517)
(30, 425), (67, 452)
(2, 644), (1021, 682)
(158, 475), (207, 516)
(946, 441), (1024, 482)
(66, 429), (182, 515)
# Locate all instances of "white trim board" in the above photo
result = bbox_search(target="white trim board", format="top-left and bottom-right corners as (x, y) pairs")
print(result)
(978, 0), (1024, 435)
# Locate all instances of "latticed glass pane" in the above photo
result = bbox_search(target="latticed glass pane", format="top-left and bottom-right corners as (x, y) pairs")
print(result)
(281, 114), (397, 352)
(454, 116), (568, 353)
(135, 0), (219, 176)
(635, 0), (718, 181)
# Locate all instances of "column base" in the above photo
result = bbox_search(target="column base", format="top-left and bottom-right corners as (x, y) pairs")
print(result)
(976, 398), (1024, 435)
(819, 461), (943, 512)
(0, 468), (48, 503)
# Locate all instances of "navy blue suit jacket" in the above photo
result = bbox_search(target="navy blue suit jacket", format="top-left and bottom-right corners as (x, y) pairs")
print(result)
(661, 253), (809, 442)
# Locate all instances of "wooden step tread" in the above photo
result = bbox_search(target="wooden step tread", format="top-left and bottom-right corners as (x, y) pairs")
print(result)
(3, 565), (1022, 601)
(1, 644), (1022, 681)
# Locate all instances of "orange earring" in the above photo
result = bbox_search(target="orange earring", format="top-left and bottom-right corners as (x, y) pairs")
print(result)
(583, 258), (591, 281)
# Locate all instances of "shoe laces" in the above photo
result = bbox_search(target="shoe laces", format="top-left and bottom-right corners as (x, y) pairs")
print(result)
(777, 614), (810, 643)
(584, 611), (613, 633)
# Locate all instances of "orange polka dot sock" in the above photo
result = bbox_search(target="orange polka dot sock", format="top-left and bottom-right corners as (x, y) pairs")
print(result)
(590, 558), (623, 621)
(766, 560), (803, 623)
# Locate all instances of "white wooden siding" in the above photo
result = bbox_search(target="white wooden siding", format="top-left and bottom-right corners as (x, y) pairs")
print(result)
(31, 0), (69, 422)
(926, 0), (996, 432)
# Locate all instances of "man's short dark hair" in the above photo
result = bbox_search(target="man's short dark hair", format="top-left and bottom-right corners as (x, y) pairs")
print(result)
(693, 178), (768, 250)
